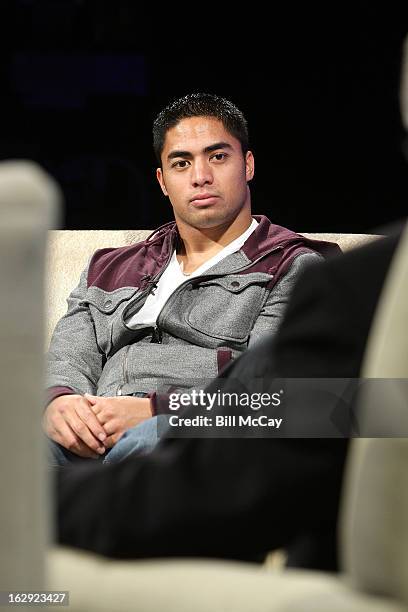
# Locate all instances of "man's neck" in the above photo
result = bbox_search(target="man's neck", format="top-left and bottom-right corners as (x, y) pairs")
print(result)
(175, 210), (253, 274)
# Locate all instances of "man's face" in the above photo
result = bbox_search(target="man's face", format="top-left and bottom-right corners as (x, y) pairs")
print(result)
(156, 116), (254, 231)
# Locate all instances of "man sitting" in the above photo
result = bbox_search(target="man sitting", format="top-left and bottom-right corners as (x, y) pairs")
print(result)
(44, 93), (336, 465)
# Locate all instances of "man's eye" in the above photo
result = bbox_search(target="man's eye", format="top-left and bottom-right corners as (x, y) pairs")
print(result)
(172, 160), (189, 169)
(211, 153), (226, 162)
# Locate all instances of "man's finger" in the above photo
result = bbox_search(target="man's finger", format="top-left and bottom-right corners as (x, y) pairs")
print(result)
(104, 432), (122, 449)
(90, 405), (109, 425)
(76, 397), (107, 442)
(101, 419), (118, 436)
(64, 408), (106, 455)
(52, 419), (100, 459)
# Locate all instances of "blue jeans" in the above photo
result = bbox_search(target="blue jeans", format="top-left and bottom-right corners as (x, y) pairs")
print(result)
(48, 416), (167, 467)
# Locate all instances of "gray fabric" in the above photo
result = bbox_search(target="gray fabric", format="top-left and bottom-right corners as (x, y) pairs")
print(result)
(46, 251), (321, 397)
(0, 162), (59, 594)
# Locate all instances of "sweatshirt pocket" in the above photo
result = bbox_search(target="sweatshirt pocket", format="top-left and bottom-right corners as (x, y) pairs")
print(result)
(185, 272), (273, 344)
(82, 287), (138, 355)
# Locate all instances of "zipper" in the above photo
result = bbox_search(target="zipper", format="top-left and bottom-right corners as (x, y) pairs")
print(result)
(118, 323), (163, 393)
(121, 245), (176, 327)
(117, 344), (131, 395)
(150, 326), (163, 344)
(117, 249), (175, 391)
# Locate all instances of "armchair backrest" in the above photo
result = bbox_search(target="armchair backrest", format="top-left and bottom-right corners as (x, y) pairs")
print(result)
(45, 230), (379, 348)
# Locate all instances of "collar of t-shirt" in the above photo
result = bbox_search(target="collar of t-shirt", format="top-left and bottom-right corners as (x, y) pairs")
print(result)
(126, 217), (259, 329)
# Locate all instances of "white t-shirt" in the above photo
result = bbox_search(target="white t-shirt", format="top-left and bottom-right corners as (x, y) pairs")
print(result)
(126, 218), (259, 329)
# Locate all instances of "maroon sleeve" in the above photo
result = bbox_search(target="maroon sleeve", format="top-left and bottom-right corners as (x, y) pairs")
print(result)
(46, 386), (77, 406)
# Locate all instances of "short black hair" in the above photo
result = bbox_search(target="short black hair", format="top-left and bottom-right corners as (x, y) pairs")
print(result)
(153, 93), (249, 165)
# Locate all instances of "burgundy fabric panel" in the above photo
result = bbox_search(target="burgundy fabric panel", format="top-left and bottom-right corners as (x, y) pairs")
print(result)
(217, 348), (233, 374)
(46, 385), (76, 406)
(242, 215), (342, 289)
(87, 223), (178, 291)
(241, 215), (297, 259)
(242, 215), (341, 262)
(150, 392), (172, 416)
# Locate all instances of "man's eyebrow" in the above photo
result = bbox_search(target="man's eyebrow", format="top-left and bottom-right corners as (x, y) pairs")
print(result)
(167, 142), (233, 161)
(203, 142), (233, 154)
(167, 150), (193, 161)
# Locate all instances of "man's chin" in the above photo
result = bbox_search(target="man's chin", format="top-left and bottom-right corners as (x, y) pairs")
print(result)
(182, 208), (238, 230)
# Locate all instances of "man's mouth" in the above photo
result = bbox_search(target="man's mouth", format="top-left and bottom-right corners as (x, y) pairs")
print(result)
(190, 194), (219, 206)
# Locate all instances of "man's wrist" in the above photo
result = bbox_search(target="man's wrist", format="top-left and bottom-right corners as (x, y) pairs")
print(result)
(45, 386), (77, 407)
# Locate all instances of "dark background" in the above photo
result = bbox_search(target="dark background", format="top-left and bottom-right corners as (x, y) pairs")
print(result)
(1, 2), (407, 233)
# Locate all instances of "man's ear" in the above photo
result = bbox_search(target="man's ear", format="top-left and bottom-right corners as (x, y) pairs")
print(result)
(245, 151), (255, 182)
(156, 167), (169, 196)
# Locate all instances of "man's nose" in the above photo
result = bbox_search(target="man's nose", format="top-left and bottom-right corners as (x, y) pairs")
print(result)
(191, 159), (213, 187)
